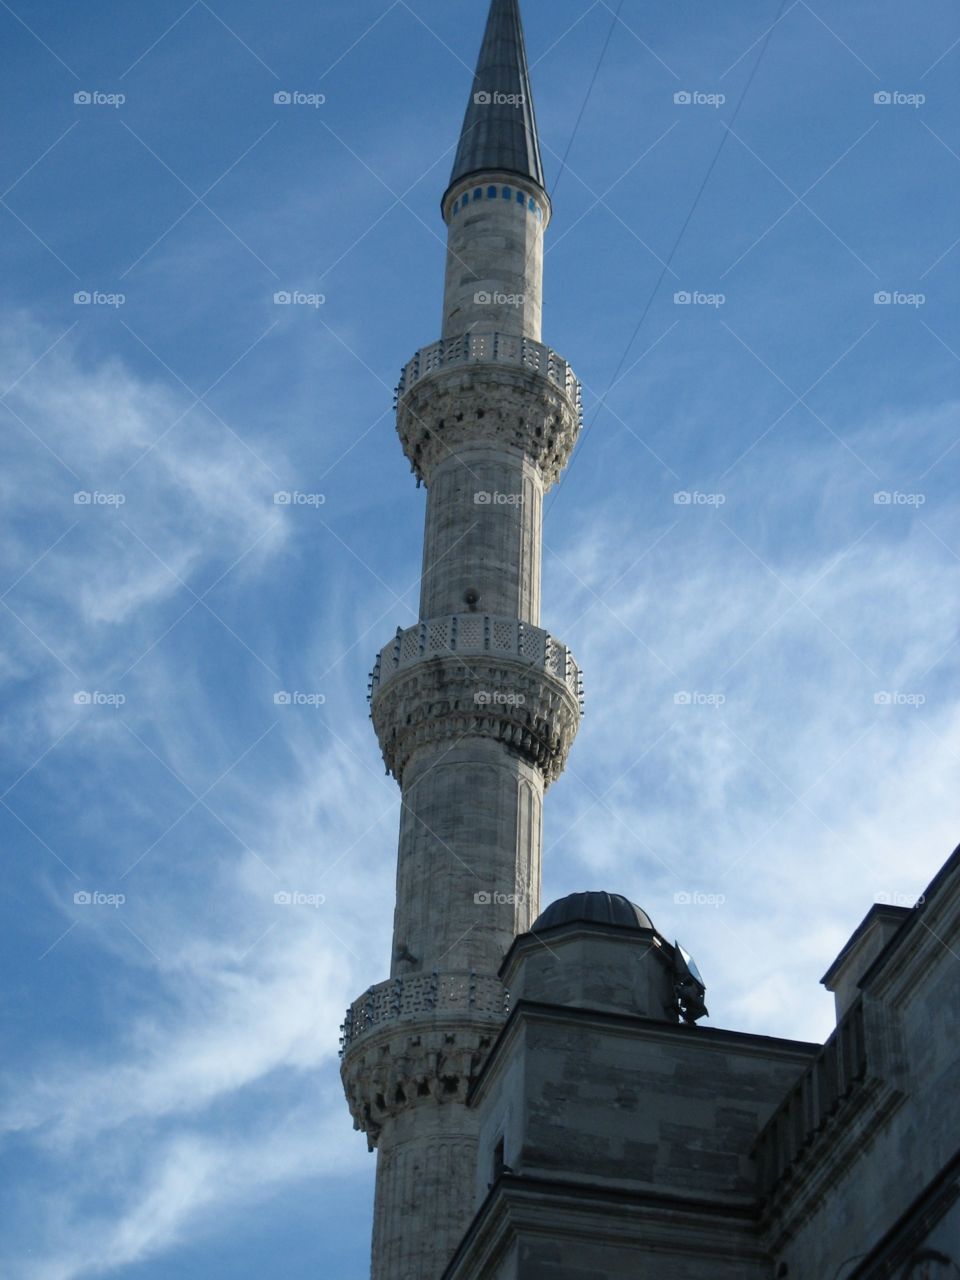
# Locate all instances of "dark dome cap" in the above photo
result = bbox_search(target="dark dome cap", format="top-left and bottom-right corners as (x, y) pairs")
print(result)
(532, 891), (655, 934)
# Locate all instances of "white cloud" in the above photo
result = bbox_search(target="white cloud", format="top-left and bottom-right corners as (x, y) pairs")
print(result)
(3, 315), (958, 1275)
(543, 405), (960, 1042)
(0, 320), (287, 730)
(18, 1107), (364, 1280)
(1, 723), (390, 1279)
(0, 321), (390, 1277)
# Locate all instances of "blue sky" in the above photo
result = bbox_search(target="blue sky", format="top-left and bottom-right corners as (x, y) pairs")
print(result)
(1, 0), (958, 1276)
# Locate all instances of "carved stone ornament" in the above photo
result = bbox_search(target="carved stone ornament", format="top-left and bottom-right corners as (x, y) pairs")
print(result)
(371, 652), (581, 786)
(396, 356), (581, 487)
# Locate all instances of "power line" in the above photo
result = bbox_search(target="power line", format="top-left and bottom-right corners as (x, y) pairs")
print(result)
(516, 0), (628, 289)
(548, 0), (792, 512)
(552, 0), (629, 199)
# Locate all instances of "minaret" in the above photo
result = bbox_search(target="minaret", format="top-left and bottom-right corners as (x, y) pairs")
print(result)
(340, 3), (583, 1275)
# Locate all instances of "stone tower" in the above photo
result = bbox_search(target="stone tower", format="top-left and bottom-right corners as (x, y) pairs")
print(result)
(340, 2), (583, 1275)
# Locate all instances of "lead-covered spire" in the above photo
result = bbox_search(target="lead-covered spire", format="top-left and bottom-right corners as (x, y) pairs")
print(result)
(446, 0), (545, 198)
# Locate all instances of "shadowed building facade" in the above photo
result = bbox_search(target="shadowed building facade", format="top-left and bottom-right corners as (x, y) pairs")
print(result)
(340, 3), (960, 1278)
(441, 859), (960, 1280)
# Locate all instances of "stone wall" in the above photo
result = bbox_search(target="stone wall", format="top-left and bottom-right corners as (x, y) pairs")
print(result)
(444, 1002), (817, 1278)
(763, 853), (960, 1278)
(441, 172), (548, 342)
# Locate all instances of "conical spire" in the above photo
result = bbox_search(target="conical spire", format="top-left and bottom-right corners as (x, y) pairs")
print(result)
(446, 0), (545, 198)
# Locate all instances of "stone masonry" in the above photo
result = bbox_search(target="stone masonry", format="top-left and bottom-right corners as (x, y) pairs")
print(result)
(340, 4), (583, 1276)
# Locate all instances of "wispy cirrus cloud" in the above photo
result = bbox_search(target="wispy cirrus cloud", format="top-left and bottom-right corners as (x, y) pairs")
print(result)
(541, 402), (960, 1041)
(0, 321), (388, 1278)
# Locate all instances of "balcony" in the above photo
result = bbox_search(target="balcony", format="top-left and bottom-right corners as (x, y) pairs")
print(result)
(395, 331), (582, 422)
(369, 614), (583, 705)
(340, 971), (508, 1056)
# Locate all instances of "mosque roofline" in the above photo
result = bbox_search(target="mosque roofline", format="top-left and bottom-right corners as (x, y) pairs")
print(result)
(855, 839), (960, 991)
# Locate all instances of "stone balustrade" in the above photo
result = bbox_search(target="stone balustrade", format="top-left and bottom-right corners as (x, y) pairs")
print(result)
(395, 331), (582, 420)
(369, 614), (583, 704)
(340, 971), (508, 1056)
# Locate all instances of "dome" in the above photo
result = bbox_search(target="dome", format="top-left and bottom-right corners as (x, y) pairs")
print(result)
(532, 891), (655, 934)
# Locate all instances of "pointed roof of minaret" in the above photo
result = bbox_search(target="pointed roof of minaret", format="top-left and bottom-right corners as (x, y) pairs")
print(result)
(446, 0), (545, 200)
